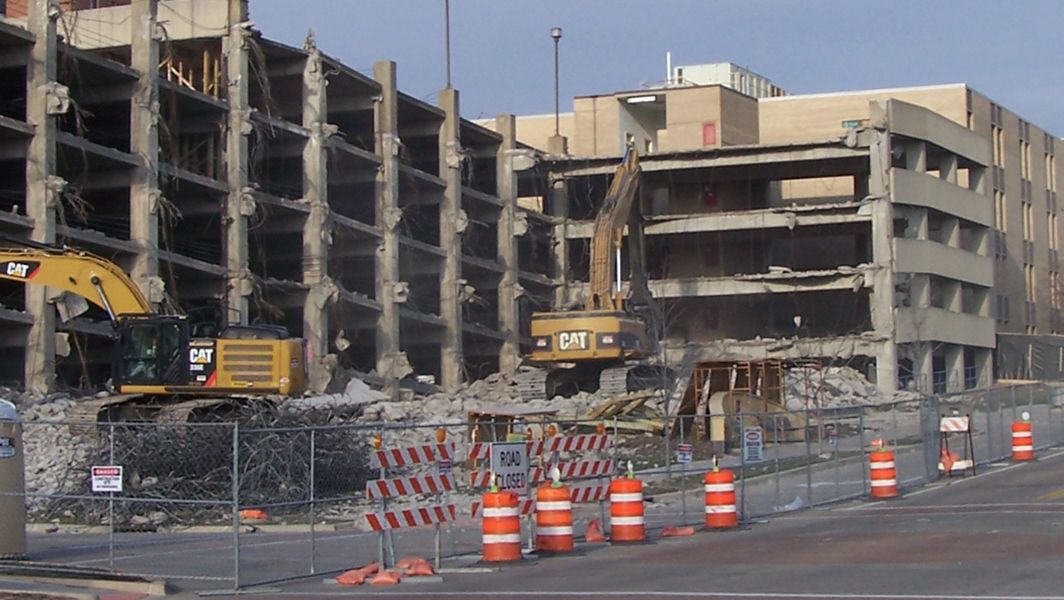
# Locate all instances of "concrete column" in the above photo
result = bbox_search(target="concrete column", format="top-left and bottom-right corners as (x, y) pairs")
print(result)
(130, 0), (161, 307)
(438, 88), (464, 390)
(869, 127), (898, 393)
(223, 0), (251, 325)
(905, 140), (926, 173)
(904, 207), (928, 240)
(373, 61), (405, 400)
(939, 154), (958, 185)
(910, 274), (931, 308)
(943, 280), (962, 312)
(914, 342), (934, 394)
(945, 344), (965, 392)
(941, 216), (961, 249)
(549, 176), (569, 307)
(302, 40), (333, 392)
(24, 0), (61, 393)
(975, 347), (993, 387)
(495, 114), (521, 375)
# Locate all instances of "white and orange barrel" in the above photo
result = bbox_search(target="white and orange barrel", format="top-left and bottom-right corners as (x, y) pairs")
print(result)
(535, 482), (573, 553)
(868, 448), (898, 499)
(481, 489), (521, 562)
(608, 477), (645, 542)
(703, 469), (737, 528)
(1011, 420), (1034, 461)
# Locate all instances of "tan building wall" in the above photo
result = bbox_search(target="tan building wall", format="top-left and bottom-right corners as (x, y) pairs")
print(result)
(758, 84), (970, 143)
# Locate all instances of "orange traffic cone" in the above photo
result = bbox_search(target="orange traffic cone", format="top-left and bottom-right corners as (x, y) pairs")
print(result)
(584, 518), (607, 543)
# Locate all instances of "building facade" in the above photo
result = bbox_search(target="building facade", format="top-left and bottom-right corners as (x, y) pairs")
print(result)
(0, 0), (557, 394)
(519, 80), (1062, 392)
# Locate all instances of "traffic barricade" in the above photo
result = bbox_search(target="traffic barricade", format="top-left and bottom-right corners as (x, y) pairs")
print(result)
(703, 467), (738, 528)
(608, 463), (645, 542)
(470, 432), (613, 548)
(481, 488), (522, 562)
(938, 414), (975, 477)
(365, 433), (457, 569)
(1011, 415), (1034, 461)
(867, 439), (898, 499)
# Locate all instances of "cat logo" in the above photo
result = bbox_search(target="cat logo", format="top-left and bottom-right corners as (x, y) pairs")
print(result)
(558, 330), (590, 351)
(5, 262), (31, 278)
(189, 347), (215, 364)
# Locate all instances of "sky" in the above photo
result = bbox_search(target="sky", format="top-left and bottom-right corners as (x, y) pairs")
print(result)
(249, 0), (1064, 135)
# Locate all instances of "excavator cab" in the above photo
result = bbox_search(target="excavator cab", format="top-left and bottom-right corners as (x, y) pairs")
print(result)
(113, 315), (191, 388)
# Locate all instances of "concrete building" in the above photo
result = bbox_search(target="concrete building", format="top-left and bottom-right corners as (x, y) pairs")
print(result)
(669, 62), (786, 99)
(519, 79), (1062, 393)
(0, 0), (557, 395)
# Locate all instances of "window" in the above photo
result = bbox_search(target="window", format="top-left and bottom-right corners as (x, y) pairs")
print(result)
(995, 190), (1007, 232)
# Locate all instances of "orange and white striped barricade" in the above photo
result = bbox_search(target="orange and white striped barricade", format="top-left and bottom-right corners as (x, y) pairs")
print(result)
(1011, 418), (1034, 461)
(366, 437), (457, 568)
(867, 445), (898, 499)
(938, 414), (975, 477)
(703, 469), (738, 528)
(535, 482), (573, 553)
(481, 489), (522, 562)
(469, 433), (613, 546)
(608, 477), (645, 542)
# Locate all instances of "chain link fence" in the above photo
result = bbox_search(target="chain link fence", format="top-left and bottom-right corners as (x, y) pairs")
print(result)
(4, 382), (1063, 590)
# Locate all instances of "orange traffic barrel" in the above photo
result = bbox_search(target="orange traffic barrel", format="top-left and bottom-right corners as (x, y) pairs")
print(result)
(608, 478), (645, 543)
(703, 469), (737, 528)
(1011, 420), (1034, 461)
(481, 490), (521, 562)
(535, 482), (573, 553)
(868, 449), (898, 499)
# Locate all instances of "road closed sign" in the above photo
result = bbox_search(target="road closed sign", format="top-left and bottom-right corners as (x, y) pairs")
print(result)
(490, 441), (529, 495)
(91, 465), (123, 493)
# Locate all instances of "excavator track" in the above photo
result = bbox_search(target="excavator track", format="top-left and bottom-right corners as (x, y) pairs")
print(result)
(67, 394), (152, 425)
(515, 368), (549, 402)
(598, 366), (631, 397)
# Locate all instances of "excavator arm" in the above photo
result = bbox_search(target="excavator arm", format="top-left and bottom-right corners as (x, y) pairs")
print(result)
(587, 146), (641, 312)
(0, 247), (153, 321)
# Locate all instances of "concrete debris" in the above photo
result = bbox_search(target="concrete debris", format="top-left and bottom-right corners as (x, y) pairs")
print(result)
(783, 366), (922, 411)
(282, 377), (388, 413)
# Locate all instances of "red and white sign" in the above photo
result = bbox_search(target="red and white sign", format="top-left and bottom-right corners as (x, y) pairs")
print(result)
(365, 473), (456, 500)
(91, 465), (123, 493)
(940, 416), (970, 432)
(363, 504), (456, 531)
(468, 434), (611, 462)
(371, 443), (455, 469)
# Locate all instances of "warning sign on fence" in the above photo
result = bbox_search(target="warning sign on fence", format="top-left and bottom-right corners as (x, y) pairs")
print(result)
(675, 442), (693, 464)
(743, 427), (763, 463)
(91, 465), (123, 493)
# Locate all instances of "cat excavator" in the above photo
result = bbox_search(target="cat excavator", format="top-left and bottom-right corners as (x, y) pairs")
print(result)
(0, 246), (306, 421)
(517, 147), (662, 401)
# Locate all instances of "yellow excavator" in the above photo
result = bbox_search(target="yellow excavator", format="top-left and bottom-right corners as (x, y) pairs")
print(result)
(518, 147), (660, 400)
(0, 246), (306, 421)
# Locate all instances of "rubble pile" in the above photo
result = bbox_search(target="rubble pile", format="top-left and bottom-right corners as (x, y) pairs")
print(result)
(783, 366), (923, 411)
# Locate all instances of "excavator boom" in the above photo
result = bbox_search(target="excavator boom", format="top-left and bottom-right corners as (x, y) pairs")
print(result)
(0, 247), (151, 320)
(587, 147), (641, 312)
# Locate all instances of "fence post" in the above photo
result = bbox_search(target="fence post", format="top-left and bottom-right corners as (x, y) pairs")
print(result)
(920, 396), (939, 483)
(738, 411), (746, 521)
(679, 414), (687, 523)
(231, 422), (240, 591)
(803, 408), (813, 506)
(108, 422), (115, 570)
(309, 428), (317, 575)
(985, 386), (993, 462)
(858, 408), (867, 496)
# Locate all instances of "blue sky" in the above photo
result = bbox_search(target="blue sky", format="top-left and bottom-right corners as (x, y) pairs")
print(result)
(250, 0), (1064, 135)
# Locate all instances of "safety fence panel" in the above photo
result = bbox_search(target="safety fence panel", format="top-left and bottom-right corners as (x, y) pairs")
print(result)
(12, 383), (1064, 592)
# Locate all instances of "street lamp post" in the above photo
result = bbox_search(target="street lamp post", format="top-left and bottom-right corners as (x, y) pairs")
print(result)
(551, 26), (562, 136)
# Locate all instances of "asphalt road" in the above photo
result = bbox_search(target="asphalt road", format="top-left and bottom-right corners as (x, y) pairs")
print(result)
(232, 448), (1064, 600)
